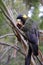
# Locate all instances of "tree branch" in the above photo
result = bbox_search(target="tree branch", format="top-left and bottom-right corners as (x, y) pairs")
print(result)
(0, 42), (26, 56)
(0, 33), (14, 39)
(0, 5), (28, 50)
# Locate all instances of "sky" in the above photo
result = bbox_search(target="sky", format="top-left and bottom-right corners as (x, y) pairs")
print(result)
(28, 4), (43, 18)
(39, 4), (43, 17)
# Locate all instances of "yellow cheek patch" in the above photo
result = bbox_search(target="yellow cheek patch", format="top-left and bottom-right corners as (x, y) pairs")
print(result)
(23, 15), (28, 19)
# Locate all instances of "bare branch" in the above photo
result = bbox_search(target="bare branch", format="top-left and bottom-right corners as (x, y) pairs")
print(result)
(0, 42), (26, 56)
(0, 33), (14, 39)
(0, 47), (11, 60)
(0, 3), (28, 48)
